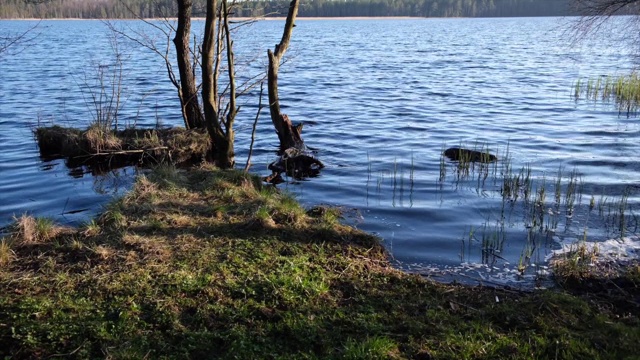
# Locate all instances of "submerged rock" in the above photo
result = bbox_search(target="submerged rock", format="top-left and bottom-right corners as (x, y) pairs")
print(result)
(444, 147), (497, 163)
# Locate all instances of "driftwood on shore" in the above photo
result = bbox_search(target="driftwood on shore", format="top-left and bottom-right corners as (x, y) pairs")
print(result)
(35, 125), (211, 172)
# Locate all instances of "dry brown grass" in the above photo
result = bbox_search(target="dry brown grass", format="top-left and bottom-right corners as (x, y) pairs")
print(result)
(164, 128), (211, 164)
(81, 220), (101, 237)
(9, 215), (70, 246)
(93, 245), (115, 261)
(122, 234), (173, 262)
(128, 175), (159, 201)
(130, 129), (162, 149)
(551, 241), (600, 281)
(35, 126), (211, 168)
(0, 240), (15, 267)
(84, 124), (122, 152)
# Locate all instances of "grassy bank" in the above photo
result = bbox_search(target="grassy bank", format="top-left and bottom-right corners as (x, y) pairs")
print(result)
(1, 166), (639, 359)
(35, 125), (210, 170)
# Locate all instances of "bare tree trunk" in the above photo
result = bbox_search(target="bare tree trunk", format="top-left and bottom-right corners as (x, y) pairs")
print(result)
(220, 0), (238, 168)
(201, 0), (237, 169)
(201, 0), (221, 161)
(265, 0), (324, 182)
(174, 0), (204, 129)
(267, 0), (304, 151)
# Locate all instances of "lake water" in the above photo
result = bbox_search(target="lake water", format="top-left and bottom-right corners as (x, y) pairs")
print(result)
(2, 17), (639, 286)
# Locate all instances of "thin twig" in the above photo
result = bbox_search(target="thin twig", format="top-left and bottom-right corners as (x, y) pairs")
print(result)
(73, 146), (169, 158)
(245, 82), (264, 171)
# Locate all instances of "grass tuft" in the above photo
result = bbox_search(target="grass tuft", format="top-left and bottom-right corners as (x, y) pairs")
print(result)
(81, 219), (101, 237)
(552, 241), (599, 282)
(343, 337), (400, 359)
(9, 215), (65, 245)
(0, 240), (15, 267)
(84, 122), (122, 152)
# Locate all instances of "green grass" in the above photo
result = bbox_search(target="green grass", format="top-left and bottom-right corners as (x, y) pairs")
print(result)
(1, 166), (639, 359)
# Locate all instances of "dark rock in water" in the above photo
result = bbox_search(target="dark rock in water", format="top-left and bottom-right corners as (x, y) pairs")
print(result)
(263, 173), (285, 185)
(444, 147), (497, 163)
(267, 147), (324, 182)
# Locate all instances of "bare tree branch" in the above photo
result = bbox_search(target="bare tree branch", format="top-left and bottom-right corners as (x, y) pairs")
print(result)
(0, 20), (41, 57)
(570, 0), (640, 39)
(245, 81), (264, 172)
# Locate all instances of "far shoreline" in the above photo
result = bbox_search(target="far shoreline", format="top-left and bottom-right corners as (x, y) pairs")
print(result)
(2, 16), (428, 21)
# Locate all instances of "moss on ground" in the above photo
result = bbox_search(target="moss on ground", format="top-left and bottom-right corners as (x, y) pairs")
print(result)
(1, 166), (639, 359)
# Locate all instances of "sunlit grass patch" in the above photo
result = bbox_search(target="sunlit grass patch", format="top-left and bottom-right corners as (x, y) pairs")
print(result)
(270, 192), (307, 227)
(343, 336), (400, 359)
(92, 244), (115, 261)
(84, 122), (122, 152)
(81, 219), (101, 237)
(307, 205), (343, 227)
(98, 201), (127, 229)
(146, 163), (186, 190)
(254, 205), (277, 229)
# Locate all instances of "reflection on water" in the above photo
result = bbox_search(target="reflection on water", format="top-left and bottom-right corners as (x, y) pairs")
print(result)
(91, 167), (139, 195)
(1, 17), (640, 287)
(364, 155), (417, 209)
(63, 165), (138, 217)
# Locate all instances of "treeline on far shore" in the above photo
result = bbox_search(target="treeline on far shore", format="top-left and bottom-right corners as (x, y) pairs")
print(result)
(1, 0), (574, 19)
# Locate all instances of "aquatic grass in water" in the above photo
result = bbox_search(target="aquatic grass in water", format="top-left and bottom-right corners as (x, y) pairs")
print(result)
(564, 169), (580, 215)
(437, 144), (639, 279)
(480, 220), (507, 267)
(366, 142), (635, 281)
(574, 72), (640, 115)
(554, 166), (563, 207)
(367, 155), (416, 208)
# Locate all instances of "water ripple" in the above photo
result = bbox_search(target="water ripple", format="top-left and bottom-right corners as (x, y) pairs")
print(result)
(1, 17), (638, 284)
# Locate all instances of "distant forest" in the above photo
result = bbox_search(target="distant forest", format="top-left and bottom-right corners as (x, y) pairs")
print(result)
(0, 0), (574, 19)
